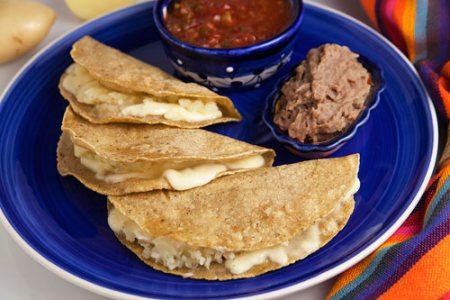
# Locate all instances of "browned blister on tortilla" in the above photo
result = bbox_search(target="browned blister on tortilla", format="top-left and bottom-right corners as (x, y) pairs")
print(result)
(59, 36), (241, 128)
(108, 155), (359, 279)
(57, 108), (274, 195)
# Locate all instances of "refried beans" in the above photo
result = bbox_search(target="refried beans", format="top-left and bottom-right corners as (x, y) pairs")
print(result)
(273, 44), (371, 143)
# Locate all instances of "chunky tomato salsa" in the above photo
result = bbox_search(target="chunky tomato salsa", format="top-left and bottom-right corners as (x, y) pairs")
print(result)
(164, 0), (295, 48)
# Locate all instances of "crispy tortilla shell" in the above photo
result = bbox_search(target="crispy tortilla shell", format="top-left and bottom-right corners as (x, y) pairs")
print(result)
(108, 154), (359, 251)
(61, 36), (241, 128)
(111, 194), (355, 280)
(57, 108), (275, 195)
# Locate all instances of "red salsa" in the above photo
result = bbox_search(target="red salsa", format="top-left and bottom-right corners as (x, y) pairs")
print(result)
(164, 0), (295, 48)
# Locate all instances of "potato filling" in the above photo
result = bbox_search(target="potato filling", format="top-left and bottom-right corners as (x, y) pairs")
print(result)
(108, 193), (353, 275)
(62, 63), (223, 122)
(73, 144), (265, 190)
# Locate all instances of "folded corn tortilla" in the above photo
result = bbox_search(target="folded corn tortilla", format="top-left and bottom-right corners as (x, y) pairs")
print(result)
(107, 154), (360, 280)
(59, 36), (241, 128)
(57, 108), (275, 195)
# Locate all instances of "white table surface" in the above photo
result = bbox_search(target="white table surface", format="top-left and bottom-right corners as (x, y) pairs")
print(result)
(0, 1), (371, 299)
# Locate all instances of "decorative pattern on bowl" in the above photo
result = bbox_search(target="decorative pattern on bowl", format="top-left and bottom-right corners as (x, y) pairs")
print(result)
(170, 51), (293, 91)
(153, 0), (304, 91)
(263, 55), (386, 158)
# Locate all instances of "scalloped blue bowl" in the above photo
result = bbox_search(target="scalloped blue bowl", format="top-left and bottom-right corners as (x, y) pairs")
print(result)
(153, 0), (304, 91)
(263, 55), (385, 158)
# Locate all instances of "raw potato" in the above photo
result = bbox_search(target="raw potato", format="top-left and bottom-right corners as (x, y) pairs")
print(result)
(0, 1), (56, 64)
(65, 0), (135, 20)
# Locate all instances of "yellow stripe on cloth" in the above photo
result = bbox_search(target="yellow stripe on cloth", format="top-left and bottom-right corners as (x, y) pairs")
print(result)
(402, 0), (417, 61)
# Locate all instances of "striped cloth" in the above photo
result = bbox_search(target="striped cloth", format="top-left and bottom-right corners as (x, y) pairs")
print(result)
(327, 0), (450, 299)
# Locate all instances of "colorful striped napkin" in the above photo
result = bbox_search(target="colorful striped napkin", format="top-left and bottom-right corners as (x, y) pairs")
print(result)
(327, 0), (450, 299)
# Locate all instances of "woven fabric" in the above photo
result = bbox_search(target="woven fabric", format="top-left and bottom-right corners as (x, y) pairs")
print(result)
(328, 1), (450, 299)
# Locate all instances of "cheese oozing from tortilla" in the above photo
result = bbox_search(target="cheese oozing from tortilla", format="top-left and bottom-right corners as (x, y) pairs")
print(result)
(121, 99), (223, 122)
(163, 155), (265, 190)
(108, 180), (359, 275)
(73, 144), (265, 190)
(62, 63), (223, 122)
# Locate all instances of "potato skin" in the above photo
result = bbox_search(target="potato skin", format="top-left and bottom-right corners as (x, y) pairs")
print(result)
(0, 1), (56, 64)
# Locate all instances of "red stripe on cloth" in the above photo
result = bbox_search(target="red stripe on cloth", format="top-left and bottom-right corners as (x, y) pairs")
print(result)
(394, 224), (421, 236)
(439, 61), (450, 118)
(401, 209), (421, 226)
(378, 0), (408, 53)
(440, 290), (450, 300)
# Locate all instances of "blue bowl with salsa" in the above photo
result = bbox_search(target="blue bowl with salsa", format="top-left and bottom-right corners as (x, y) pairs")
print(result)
(153, 0), (304, 91)
(262, 55), (385, 159)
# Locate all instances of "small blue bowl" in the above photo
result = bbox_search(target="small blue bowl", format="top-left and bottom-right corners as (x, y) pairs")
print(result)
(263, 55), (385, 158)
(153, 0), (304, 91)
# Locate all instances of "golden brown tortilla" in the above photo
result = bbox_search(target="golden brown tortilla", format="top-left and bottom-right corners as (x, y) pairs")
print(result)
(60, 36), (241, 128)
(113, 196), (354, 280)
(108, 154), (359, 279)
(108, 154), (359, 251)
(57, 108), (275, 195)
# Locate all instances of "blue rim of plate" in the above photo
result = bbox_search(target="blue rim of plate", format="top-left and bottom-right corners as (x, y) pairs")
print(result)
(0, 1), (438, 300)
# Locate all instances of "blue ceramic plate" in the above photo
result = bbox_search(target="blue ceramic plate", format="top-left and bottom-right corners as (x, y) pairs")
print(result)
(0, 2), (437, 300)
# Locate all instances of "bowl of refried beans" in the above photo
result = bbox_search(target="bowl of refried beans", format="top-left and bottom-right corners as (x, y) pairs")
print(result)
(263, 43), (385, 158)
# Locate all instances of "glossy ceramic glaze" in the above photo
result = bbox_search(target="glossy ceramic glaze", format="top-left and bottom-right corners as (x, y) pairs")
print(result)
(153, 0), (304, 90)
(263, 56), (385, 158)
(0, 2), (437, 300)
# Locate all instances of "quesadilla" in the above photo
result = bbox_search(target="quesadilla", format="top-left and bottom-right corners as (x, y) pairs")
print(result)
(57, 108), (275, 195)
(107, 154), (360, 280)
(59, 36), (241, 128)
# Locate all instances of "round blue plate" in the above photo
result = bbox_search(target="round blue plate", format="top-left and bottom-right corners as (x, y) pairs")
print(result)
(0, 2), (437, 300)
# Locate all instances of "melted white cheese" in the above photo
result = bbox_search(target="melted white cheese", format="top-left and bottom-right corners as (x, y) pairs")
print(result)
(62, 63), (138, 106)
(122, 99), (223, 122)
(163, 164), (227, 191)
(73, 144), (265, 190)
(121, 99), (175, 116)
(162, 156), (265, 191)
(62, 63), (223, 122)
(224, 246), (289, 275)
(74, 145), (151, 184)
(224, 224), (321, 274)
(108, 207), (150, 242)
(224, 155), (265, 169)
